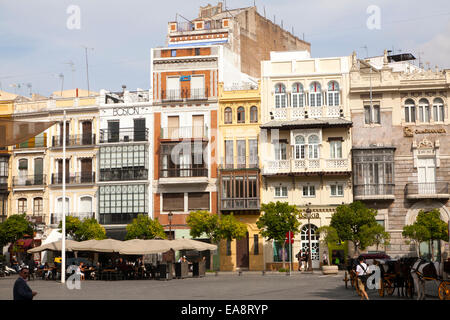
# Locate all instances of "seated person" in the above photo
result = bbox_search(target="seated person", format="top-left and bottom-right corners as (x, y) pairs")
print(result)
(77, 262), (85, 280)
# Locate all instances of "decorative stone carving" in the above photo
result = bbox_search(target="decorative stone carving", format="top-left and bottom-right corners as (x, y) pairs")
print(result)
(418, 138), (434, 149)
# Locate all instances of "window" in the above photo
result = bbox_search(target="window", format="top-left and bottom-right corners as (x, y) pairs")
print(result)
(0, 195), (7, 218)
(236, 140), (246, 168)
(353, 148), (395, 196)
(275, 186), (288, 198)
(308, 135), (320, 159)
(275, 84), (287, 108)
(294, 135), (306, 159)
(404, 99), (416, 123)
(99, 185), (147, 218)
(327, 81), (340, 106)
(292, 83), (304, 107)
(0, 158), (7, 177)
(330, 140), (342, 159)
(163, 193), (184, 212)
(225, 140), (234, 168)
(195, 48), (200, 56)
(274, 142), (287, 160)
(33, 197), (43, 216)
(224, 107), (232, 124)
(309, 82), (322, 107)
(254, 234), (259, 255)
(237, 107), (245, 123)
(188, 192), (210, 211)
(107, 121), (120, 142)
(249, 139), (258, 167)
(364, 104), (380, 124)
(418, 99), (430, 122)
(191, 75), (205, 98)
(171, 49), (177, 57)
(303, 185), (316, 197)
(330, 184), (344, 197)
(433, 98), (445, 122)
(250, 106), (258, 123)
(18, 198), (27, 214)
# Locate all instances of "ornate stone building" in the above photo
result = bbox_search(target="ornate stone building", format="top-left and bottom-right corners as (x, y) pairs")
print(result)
(349, 50), (450, 258)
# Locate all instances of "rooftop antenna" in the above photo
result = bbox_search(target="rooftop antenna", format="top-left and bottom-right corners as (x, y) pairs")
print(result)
(63, 60), (76, 88)
(418, 51), (424, 69)
(26, 83), (32, 96)
(81, 45), (94, 96)
(58, 73), (64, 96)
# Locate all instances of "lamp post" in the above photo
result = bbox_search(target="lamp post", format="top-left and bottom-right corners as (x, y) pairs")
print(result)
(168, 211), (173, 240)
(305, 203), (313, 272)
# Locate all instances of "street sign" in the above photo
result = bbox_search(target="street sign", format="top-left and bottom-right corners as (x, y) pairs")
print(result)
(285, 231), (294, 244)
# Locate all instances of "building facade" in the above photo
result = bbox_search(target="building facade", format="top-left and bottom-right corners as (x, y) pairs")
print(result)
(260, 51), (353, 269)
(0, 99), (14, 223)
(349, 51), (450, 258)
(217, 82), (263, 271)
(97, 89), (152, 239)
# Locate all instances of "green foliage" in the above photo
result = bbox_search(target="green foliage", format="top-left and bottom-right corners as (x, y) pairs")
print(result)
(59, 216), (107, 241)
(330, 201), (379, 252)
(317, 226), (340, 245)
(58, 216), (82, 239)
(0, 214), (34, 247)
(402, 224), (430, 244)
(256, 202), (301, 242)
(125, 214), (167, 240)
(278, 268), (288, 273)
(363, 223), (391, 251)
(415, 209), (448, 242)
(186, 211), (247, 243)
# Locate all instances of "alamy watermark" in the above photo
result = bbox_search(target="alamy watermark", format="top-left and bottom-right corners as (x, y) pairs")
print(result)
(366, 5), (381, 30)
(66, 5), (81, 30)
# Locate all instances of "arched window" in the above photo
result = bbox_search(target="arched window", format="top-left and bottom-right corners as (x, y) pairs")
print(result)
(224, 107), (232, 124)
(300, 224), (320, 262)
(309, 82), (322, 107)
(250, 106), (258, 123)
(433, 98), (445, 122)
(294, 135), (306, 159)
(308, 135), (320, 159)
(292, 83), (304, 108)
(275, 83), (287, 108)
(18, 198), (27, 214)
(33, 197), (43, 216)
(327, 81), (340, 106)
(418, 98), (430, 122)
(79, 196), (93, 220)
(237, 107), (245, 123)
(404, 99), (416, 123)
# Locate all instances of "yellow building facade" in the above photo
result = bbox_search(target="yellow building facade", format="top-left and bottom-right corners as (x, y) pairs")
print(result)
(217, 82), (264, 271)
(0, 100), (14, 222)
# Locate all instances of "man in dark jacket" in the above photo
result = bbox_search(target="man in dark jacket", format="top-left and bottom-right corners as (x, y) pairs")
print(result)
(13, 267), (37, 300)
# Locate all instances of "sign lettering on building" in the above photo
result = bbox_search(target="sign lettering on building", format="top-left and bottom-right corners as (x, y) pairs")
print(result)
(404, 127), (447, 137)
(180, 76), (191, 82)
(112, 107), (140, 116)
(299, 212), (320, 219)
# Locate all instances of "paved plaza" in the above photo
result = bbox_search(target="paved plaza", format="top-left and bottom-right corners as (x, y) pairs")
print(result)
(0, 271), (439, 300)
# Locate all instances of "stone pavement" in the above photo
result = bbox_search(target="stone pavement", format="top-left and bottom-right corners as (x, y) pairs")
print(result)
(0, 271), (438, 300)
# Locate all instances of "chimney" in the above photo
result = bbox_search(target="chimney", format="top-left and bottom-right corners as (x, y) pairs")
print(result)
(122, 85), (127, 93)
(76, 88), (79, 97)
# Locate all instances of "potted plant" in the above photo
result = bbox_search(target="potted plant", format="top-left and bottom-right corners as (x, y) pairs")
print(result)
(317, 226), (339, 275)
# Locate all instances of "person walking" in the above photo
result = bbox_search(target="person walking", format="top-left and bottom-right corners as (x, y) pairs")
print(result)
(356, 256), (369, 300)
(305, 249), (311, 270)
(296, 249), (302, 271)
(322, 251), (328, 266)
(13, 267), (37, 301)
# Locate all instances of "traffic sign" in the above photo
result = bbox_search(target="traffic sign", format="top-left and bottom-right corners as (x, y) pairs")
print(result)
(285, 231), (294, 244)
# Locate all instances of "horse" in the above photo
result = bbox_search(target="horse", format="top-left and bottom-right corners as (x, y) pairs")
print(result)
(410, 258), (442, 300)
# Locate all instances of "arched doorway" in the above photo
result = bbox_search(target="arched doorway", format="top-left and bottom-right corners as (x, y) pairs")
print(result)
(300, 224), (320, 268)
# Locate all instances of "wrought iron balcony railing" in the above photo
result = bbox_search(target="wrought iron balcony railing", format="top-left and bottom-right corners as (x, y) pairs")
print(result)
(405, 182), (449, 198)
(50, 212), (95, 225)
(221, 198), (260, 211)
(13, 174), (46, 187)
(160, 167), (208, 178)
(14, 136), (47, 149)
(99, 128), (148, 143)
(161, 126), (208, 140)
(219, 157), (259, 170)
(52, 134), (96, 147)
(160, 88), (209, 102)
(51, 173), (95, 185)
(99, 168), (148, 182)
(353, 184), (395, 199)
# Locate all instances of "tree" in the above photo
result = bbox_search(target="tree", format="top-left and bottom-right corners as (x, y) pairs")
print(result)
(317, 226), (339, 266)
(402, 224), (430, 257)
(58, 216), (82, 239)
(330, 201), (379, 256)
(59, 216), (107, 241)
(125, 214), (167, 240)
(256, 202), (301, 268)
(0, 214), (34, 247)
(366, 223), (391, 252)
(216, 214), (248, 242)
(413, 209), (448, 261)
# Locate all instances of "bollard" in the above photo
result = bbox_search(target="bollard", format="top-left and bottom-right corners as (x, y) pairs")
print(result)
(238, 270), (242, 276)
(262, 270), (265, 276)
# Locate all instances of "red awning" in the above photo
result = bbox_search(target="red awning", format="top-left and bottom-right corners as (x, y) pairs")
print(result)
(15, 238), (34, 249)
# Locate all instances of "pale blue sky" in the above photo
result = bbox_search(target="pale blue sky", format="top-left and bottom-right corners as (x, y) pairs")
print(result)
(1, 0), (449, 96)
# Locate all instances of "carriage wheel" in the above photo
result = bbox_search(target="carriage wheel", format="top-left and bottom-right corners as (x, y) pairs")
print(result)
(438, 281), (450, 300)
(385, 279), (395, 296)
(378, 279), (385, 297)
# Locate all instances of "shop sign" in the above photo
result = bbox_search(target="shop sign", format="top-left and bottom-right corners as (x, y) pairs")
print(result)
(404, 127), (447, 137)
(299, 212), (320, 219)
(180, 75), (191, 81)
(112, 107), (140, 116)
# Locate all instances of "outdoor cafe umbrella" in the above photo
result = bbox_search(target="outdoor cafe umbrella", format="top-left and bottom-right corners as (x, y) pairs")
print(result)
(70, 239), (125, 253)
(118, 239), (174, 255)
(169, 239), (217, 252)
(27, 240), (78, 253)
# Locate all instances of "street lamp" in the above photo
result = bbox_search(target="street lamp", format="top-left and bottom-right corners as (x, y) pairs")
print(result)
(168, 211), (173, 240)
(305, 203), (313, 272)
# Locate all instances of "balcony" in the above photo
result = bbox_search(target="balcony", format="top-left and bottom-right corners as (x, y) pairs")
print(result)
(99, 213), (141, 225)
(99, 168), (148, 182)
(26, 215), (48, 225)
(160, 88), (209, 103)
(13, 174), (46, 187)
(160, 167), (208, 184)
(405, 182), (450, 200)
(221, 198), (260, 211)
(14, 136), (47, 149)
(354, 184), (395, 201)
(99, 128), (148, 143)
(161, 126), (208, 140)
(52, 134), (96, 148)
(263, 158), (350, 175)
(0, 176), (7, 191)
(270, 106), (342, 121)
(50, 212), (95, 225)
(51, 173), (95, 185)
(219, 157), (259, 170)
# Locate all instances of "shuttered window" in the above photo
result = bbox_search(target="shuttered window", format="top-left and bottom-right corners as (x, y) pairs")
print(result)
(163, 193), (184, 212)
(188, 192), (210, 211)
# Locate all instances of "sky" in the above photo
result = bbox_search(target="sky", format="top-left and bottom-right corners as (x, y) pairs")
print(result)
(1, 0), (450, 97)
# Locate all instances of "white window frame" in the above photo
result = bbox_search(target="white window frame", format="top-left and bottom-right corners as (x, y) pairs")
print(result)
(292, 83), (305, 108)
(309, 82), (322, 107)
(302, 185), (316, 198)
(330, 184), (344, 197)
(275, 186), (288, 198)
(418, 99), (430, 123)
(308, 135), (320, 159)
(364, 104), (380, 124)
(275, 84), (287, 108)
(433, 98), (445, 122)
(330, 140), (343, 159)
(274, 142), (287, 161)
(327, 81), (340, 106)
(294, 135), (306, 160)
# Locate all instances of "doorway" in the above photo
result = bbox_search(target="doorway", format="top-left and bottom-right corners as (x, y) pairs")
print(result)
(236, 232), (249, 269)
(417, 158), (436, 194)
(300, 224), (320, 269)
